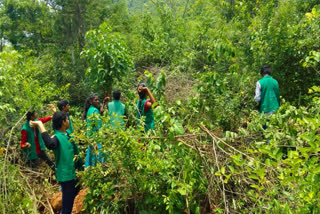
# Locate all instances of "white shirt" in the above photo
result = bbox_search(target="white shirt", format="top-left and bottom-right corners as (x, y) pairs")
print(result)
(254, 81), (261, 102)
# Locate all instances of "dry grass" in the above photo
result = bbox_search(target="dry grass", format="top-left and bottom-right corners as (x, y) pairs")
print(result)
(137, 66), (197, 103)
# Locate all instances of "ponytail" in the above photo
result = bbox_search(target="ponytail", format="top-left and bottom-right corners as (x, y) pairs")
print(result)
(138, 100), (142, 115)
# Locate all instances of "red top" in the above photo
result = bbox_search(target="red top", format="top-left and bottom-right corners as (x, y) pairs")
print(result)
(20, 117), (52, 154)
(144, 99), (150, 112)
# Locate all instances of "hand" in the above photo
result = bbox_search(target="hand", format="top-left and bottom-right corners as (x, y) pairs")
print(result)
(29, 120), (42, 128)
(22, 142), (31, 149)
(48, 104), (56, 113)
(103, 97), (110, 103)
(138, 86), (148, 93)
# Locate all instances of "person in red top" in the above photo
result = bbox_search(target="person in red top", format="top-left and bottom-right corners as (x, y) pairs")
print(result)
(21, 105), (56, 170)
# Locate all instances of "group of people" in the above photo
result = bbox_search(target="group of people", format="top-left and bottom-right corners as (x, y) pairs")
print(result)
(20, 83), (155, 214)
(19, 64), (280, 214)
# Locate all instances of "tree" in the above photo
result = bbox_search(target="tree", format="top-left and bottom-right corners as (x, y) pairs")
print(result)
(81, 23), (133, 96)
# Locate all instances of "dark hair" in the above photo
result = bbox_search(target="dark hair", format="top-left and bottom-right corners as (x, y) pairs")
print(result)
(57, 99), (69, 111)
(260, 64), (271, 75)
(83, 93), (98, 120)
(137, 82), (147, 100)
(137, 82), (147, 115)
(26, 111), (36, 121)
(113, 90), (121, 100)
(52, 111), (68, 130)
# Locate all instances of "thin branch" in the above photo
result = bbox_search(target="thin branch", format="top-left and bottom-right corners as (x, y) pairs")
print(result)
(130, 133), (206, 140)
(211, 132), (229, 213)
(182, 0), (190, 18)
(47, 198), (55, 214)
(200, 126), (229, 212)
(2, 108), (31, 201)
(200, 125), (255, 161)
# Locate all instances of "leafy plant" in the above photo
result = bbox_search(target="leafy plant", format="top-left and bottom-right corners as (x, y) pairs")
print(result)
(81, 22), (134, 96)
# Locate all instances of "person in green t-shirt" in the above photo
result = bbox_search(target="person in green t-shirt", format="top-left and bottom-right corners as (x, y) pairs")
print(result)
(30, 111), (83, 214)
(136, 83), (156, 132)
(107, 90), (126, 130)
(254, 64), (280, 115)
(58, 99), (73, 135)
(82, 94), (108, 168)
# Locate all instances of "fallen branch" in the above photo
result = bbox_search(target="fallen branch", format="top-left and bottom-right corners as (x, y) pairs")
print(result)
(208, 129), (229, 213)
(47, 198), (55, 214)
(19, 170), (44, 213)
(200, 125), (255, 161)
(2, 108), (31, 202)
(178, 139), (211, 155)
(130, 133), (206, 140)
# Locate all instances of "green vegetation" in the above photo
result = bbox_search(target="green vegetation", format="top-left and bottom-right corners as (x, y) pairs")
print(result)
(1, 0), (320, 213)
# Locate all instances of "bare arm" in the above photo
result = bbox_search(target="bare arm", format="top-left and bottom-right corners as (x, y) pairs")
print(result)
(30, 120), (47, 133)
(145, 88), (156, 105)
(30, 121), (59, 149)
(139, 86), (156, 109)
(100, 97), (110, 115)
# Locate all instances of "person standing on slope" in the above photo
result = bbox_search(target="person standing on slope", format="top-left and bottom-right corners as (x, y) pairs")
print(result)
(83, 94), (108, 168)
(58, 99), (73, 135)
(136, 83), (156, 132)
(254, 64), (280, 115)
(30, 112), (83, 214)
(107, 90), (126, 130)
(20, 105), (56, 170)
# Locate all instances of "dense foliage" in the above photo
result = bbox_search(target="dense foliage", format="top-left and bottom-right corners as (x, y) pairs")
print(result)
(1, 0), (320, 213)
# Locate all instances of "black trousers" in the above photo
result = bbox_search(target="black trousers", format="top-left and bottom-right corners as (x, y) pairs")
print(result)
(27, 150), (55, 171)
(60, 179), (80, 214)
(37, 150), (55, 171)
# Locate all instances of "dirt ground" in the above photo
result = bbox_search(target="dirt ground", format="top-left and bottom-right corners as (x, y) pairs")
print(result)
(49, 188), (88, 214)
(137, 66), (197, 103)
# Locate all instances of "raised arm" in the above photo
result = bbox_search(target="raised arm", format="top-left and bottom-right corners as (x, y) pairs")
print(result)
(30, 121), (59, 150)
(100, 97), (110, 115)
(139, 86), (156, 109)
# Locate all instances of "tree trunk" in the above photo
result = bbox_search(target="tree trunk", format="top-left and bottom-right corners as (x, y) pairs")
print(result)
(182, 0), (190, 18)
